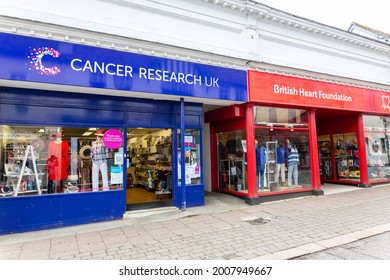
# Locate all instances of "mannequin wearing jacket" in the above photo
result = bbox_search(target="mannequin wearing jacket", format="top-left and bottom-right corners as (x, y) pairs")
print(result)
(256, 140), (267, 190)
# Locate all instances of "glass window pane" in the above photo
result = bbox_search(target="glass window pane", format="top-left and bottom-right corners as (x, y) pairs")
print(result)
(0, 125), (124, 197)
(178, 129), (201, 185)
(254, 106), (308, 127)
(333, 133), (360, 180)
(217, 130), (246, 192)
(363, 115), (390, 180)
(255, 128), (311, 192)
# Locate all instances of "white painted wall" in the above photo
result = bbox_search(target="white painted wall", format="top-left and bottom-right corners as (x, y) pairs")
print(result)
(1, 0), (388, 86)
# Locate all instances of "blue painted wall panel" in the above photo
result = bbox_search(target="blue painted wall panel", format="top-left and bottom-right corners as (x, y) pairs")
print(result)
(175, 185), (205, 208)
(0, 191), (124, 235)
(0, 104), (124, 126)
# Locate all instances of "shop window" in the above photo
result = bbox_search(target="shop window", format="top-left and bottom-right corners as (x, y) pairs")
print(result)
(178, 129), (201, 185)
(217, 130), (246, 192)
(318, 135), (332, 180)
(254, 106), (308, 128)
(254, 128), (311, 192)
(363, 115), (390, 181)
(333, 133), (359, 180)
(254, 106), (311, 192)
(0, 125), (124, 197)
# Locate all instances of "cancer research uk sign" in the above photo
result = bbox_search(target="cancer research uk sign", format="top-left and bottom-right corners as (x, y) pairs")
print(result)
(0, 32), (247, 101)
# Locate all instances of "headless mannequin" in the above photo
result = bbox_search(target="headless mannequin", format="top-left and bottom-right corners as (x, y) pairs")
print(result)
(47, 135), (69, 193)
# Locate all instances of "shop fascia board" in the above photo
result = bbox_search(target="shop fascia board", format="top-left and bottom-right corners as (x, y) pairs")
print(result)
(247, 62), (390, 93)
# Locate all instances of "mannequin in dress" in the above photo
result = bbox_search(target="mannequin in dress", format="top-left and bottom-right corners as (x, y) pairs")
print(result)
(47, 133), (69, 193)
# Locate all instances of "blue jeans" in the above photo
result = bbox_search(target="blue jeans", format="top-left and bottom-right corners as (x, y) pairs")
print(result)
(257, 164), (265, 190)
(288, 163), (298, 187)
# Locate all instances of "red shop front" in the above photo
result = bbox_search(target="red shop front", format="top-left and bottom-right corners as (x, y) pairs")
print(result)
(205, 71), (390, 205)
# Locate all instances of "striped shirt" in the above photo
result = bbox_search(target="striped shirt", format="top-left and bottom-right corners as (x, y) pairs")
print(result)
(288, 147), (299, 166)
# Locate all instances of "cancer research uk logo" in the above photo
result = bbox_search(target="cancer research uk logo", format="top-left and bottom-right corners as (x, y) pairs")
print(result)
(27, 47), (61, 75)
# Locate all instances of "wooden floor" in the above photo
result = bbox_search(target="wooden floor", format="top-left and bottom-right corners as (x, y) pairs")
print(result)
(126, 187), (171, 204)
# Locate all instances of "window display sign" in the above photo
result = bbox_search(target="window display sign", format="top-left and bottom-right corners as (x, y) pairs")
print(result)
(0, 32), (247, 102)
(110, 166), (123, 184)
(102, 129), (123, 149)
(249, 71), (390, 114)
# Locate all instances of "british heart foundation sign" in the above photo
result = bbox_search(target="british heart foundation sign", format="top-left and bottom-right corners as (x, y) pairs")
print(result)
(248, 71), (390, 114)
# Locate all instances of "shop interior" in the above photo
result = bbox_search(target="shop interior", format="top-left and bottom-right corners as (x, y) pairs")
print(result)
(316, 110), (363, 184)
(317, 111), (390, 184)
(126, 128), (173, 209)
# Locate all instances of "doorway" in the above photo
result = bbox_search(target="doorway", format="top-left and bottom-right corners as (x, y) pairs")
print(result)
(316, 109), (360, 185)
(126, 128), (173, 210)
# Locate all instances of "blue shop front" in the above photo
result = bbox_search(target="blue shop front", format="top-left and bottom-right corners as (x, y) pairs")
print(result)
(0, 32), (247, 234)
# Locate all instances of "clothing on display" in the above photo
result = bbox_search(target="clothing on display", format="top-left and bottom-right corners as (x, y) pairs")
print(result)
(275, 144), (286, 184)
(256, 143), (267, 190)
(288, 145), (299, 187)
(91, 131), (109, 191)
(47, 137), (69, 181)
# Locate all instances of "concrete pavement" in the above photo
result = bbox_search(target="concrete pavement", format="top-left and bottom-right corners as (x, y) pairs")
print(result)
(1, 183), (390, 260)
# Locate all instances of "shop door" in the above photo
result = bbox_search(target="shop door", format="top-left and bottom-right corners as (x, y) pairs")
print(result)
(126, 128), (173, 210)
(316, 110), (360, 184)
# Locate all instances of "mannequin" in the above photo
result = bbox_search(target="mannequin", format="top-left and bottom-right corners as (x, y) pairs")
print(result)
(287, 142), (299, 187)
(47, 133), (69, 193)
(91, 130), (109, 191)
(255, 140), (267, 190)
(275, 143), (286, 185)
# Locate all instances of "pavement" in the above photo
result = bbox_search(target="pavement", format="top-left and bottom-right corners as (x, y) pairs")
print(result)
(1, 183), (390, 260)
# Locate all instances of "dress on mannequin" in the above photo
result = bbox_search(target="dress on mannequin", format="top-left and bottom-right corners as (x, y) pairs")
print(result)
(47, 133), (69, 193)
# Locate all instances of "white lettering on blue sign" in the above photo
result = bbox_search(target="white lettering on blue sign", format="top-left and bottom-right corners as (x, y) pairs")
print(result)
(70, 59), (133, 77)
(69, 59), (219, 88)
